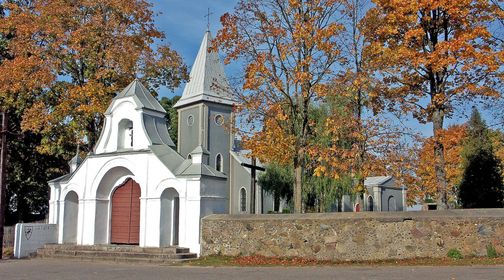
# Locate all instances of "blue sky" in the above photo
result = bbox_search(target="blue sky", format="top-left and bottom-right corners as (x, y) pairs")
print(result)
(151, 0), (237, 98)
(149, 0), (500, 137)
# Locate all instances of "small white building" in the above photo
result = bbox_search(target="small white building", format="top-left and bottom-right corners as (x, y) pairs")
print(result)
(340, 176), (407, 212)
(47, 31), (273, 255)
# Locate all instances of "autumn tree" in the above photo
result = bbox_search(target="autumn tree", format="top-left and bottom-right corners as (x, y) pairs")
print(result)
(363, 0), (503, 209)
(459, 108), (504, 208)
(0, 0), (188, 157)
(413, 125), (466, 206)
(214, 0), (345, 213)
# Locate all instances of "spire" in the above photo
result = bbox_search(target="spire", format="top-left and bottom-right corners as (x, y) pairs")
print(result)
(68, 146), (83, 173)
(174, 31), (236, 109)
(105, 79), (166, 114)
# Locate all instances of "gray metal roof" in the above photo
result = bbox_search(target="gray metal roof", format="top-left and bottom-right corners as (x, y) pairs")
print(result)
(143, 114), (176, 148)
(68, 154), (83, 165)
(149, 144), (185, 172)
(48, 173), (72, 184)
(230, 150), (264, 167)
(364, 176), (393, 186)
(190, 145), (210, 155)
(175, 159), (227, 179)
(230, 150), (264, 175)
(106, 79), (166, 114)
(174, 31), (236, 108)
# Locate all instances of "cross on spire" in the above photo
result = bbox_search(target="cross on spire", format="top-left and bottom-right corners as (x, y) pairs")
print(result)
(204, 8), (213, 31)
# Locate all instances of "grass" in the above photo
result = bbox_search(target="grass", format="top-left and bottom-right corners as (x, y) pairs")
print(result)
(185, 255), (504, 267)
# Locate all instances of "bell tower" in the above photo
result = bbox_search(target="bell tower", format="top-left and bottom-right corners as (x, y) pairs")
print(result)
(174, 31), (236, 175)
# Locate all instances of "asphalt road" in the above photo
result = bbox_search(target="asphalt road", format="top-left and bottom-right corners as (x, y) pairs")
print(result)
(1, 259), (504, 280)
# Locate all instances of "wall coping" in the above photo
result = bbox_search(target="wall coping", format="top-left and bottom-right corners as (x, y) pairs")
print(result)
(202, 209), (504, 222)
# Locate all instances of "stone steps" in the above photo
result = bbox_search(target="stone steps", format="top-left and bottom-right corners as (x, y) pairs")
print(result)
(36, 244), (197, 264)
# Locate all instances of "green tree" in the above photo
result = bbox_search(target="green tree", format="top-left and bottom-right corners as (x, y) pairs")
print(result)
(5, 113), (67, 225)
(159, 95), (181, 147)
(458, 108), (504, 208)
(258, 163), (293, 212)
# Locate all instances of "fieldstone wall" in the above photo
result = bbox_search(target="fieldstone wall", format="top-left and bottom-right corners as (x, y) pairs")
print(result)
(201, 209), (504, 260)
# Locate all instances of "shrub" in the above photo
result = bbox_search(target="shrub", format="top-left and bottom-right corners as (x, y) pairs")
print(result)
(487, 244), (498, 258)
(447, 248), (463, 260)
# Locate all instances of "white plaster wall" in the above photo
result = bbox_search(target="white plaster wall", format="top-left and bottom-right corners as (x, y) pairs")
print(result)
(49, 151), (205, 254)
(95, 98), (153, 154)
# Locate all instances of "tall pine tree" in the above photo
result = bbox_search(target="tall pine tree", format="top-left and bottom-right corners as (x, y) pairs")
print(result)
(458, 108), (504, 208)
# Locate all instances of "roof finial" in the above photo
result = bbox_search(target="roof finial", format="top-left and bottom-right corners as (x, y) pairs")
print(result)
(204, 8), (213, 32)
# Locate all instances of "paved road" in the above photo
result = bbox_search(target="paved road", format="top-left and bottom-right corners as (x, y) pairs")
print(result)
(1, 259), (504, 280)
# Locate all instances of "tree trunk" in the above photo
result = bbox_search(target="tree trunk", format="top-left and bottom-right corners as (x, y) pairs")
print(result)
(293, 148), (303, 213)
(274, 194), (280, 212)
(432, 109), (448, 209)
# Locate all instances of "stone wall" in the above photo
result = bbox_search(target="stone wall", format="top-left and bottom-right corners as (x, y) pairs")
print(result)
(201, 209), (504, 260)
(3, 226), (14, 248)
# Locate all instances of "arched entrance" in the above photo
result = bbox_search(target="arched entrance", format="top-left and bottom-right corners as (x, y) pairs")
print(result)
(63, 191), (79, 243)
(160, 188), (179, 246)
(111, 178), (140, 244)
(367, 196), (374, 211)
(388, 196), (396, 211)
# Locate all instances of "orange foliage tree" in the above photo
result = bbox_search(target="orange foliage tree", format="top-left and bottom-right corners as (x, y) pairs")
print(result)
(362, 0), (503, 209)
(413, 125), (467, 206)
(214, 0), (345, 213)
(0, 0), (188, 156)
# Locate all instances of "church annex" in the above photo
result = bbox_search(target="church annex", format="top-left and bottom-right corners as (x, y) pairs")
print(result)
(47, 31), (271, 255)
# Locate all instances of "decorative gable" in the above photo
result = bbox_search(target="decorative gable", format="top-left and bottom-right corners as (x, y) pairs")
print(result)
(94, 80), (175, 154)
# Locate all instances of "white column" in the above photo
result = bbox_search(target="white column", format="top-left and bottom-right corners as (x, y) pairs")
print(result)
(142, 197), (161, 247)
(373, 186), (382, 211)
(184, 180), (201, 255)
(57, 200), (65, 244)
(80, 199), (98, 245)
(48, 185), (61, 225)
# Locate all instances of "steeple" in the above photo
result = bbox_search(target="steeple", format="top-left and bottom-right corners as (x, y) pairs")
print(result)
(174, 31), (236, 108)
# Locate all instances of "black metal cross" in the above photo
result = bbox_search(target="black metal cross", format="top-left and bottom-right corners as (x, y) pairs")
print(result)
(204, 8), (213, 31)
(241, 157), (265, 214)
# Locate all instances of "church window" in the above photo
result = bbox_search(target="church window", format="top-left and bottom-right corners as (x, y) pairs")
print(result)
(187, 154), (192, 160)
(187, 115), (194, 126)
(214, 114), (224, 126)
(240, 187), (246, 212)
(117, 119), (134, 150)
(216, 154), (223, 172)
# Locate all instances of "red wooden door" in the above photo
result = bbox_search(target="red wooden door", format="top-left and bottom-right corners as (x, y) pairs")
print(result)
(111, 178), (140, 244)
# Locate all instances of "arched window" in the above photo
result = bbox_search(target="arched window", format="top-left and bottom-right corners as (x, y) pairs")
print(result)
(367, 196), (374, 211)
(240, 187), (247, 212)
(187, 154), (192, 160)
(216, 154), (223, 172)
(388, 196), (396, 211)
(187, 115), (194, 126)
(117, 119), (133, 150)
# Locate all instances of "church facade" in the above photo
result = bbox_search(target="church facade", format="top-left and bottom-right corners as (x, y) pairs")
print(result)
(47, 31), (272, 255)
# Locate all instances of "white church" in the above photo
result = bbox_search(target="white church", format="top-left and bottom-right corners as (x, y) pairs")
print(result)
(45, 30), (407, 257)
(47, 31), (274, 255)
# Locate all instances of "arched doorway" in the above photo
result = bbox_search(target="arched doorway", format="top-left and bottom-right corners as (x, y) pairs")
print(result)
(111, 178), (140, 244)
(367, 196), (374, 211)
(354, 203), (360, 212)
(388, 196), (396, 211)
(160, 188), (179, 246)
(63, 191), (79, 243)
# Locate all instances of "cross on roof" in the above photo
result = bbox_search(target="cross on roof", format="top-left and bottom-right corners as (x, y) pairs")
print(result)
(204, 8), (213, 31)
